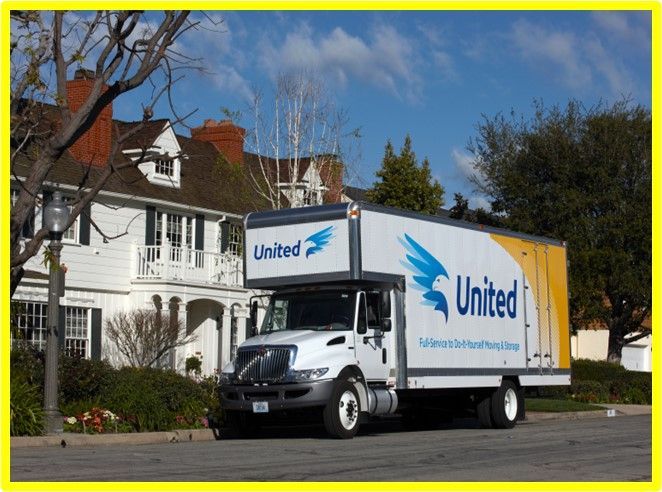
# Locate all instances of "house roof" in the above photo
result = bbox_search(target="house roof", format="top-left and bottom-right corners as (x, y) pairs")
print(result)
(343, 185), (367, 202)
(12, 111), (272, 216)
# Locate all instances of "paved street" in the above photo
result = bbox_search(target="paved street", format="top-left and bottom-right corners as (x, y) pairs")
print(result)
(11, 414), (651, 482)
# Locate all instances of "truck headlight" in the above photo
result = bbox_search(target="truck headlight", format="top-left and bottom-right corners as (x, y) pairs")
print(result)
(290, 368), (329, 381)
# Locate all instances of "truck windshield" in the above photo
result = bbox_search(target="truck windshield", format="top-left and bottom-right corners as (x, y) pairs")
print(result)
(261, 291), (354, 332)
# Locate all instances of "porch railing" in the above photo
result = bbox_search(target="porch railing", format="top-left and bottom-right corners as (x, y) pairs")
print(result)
(133, 244), (243, 287)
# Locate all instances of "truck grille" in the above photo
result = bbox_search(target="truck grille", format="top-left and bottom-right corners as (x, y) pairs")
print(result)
(235, 347), (292, 384)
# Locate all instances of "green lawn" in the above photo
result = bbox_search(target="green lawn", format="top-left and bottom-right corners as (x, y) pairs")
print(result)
(526, 398), (605, 412)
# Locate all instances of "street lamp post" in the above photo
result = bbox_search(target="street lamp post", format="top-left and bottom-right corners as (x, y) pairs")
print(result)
(43, 191), (70, 434)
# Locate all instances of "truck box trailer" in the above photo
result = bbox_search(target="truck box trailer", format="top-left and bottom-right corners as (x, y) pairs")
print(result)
(219, 202), (571, 438)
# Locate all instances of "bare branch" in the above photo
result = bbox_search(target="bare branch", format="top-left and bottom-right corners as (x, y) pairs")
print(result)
(106, 309), (196, 368)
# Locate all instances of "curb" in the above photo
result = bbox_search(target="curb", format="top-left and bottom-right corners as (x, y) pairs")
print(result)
(525, 404), (651, 423)
(11, 428), (218, 448)
(11, 405), (651, 448)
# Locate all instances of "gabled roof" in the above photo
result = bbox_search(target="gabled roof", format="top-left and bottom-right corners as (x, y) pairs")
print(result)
(12, 110), (266, 215)
(115, 119), (170, 151)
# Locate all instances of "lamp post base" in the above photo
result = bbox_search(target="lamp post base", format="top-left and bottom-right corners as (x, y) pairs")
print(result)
(45, 409), (64, 435)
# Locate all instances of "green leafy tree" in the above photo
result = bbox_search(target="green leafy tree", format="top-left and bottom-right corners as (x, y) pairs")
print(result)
(448, 192), (503, 227)
(366, 136), (444, 214)
(468, 99), (651, 359)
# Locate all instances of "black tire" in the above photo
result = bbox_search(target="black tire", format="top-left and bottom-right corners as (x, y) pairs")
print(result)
(490, 380), (519, 429)
(323, 380), (361, 439)
(476, 393), (493, 428)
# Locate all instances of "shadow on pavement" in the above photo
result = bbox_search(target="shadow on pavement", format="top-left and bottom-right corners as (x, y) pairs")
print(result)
(215, 415), (483, 440)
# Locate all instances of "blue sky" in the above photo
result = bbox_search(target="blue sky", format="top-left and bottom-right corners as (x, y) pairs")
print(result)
(111, 10), (652, 209)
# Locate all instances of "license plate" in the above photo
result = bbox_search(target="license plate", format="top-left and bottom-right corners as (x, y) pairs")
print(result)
(252, 401), (269, 413)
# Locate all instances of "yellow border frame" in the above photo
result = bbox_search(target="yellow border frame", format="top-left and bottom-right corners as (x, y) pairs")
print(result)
(1, 3), (659, 492)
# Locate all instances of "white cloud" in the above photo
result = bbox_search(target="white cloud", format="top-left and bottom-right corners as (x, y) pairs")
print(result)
(508, 16), (646, 98)
(590, 11), (651, 48)
(257, 22), (423, 102)
(469, 195), (491, 211)
(584, 36), (634, 97)
(451, 148), (479, 182)
(176, 13), (253, 100)
(432, 50), (457, 81)
(510, 19), (591, 89)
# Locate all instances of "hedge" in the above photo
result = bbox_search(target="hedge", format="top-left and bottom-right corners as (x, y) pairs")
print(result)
(535, 359), (651, 404)
(10, 346), (220, 435)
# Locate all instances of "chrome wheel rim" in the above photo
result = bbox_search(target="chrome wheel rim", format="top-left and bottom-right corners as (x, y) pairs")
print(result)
(338, 390), (359, 430)
(504, 388), (518, 421)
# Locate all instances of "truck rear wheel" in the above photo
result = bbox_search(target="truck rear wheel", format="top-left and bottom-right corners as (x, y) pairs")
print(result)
(323, 380), (360, 439)
(490, 380), (519, 429)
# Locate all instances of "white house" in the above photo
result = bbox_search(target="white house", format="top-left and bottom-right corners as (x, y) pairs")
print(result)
(11, 69), (344, 375)
(621, 332), (652, 372)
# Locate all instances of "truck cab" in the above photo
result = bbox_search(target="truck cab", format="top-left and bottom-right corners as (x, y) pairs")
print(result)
(219, 285), (396, 438)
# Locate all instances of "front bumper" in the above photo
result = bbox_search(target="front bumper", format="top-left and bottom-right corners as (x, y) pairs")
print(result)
(219, 379), (335, 412)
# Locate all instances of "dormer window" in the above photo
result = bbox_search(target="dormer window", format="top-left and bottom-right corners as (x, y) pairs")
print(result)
(155, 158), (175, 177)
(123, 121), (182, 188)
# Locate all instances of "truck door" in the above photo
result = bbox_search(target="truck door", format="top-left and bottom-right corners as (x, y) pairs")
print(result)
(354, 291), (390, 382)
(522, 241), (554, 374)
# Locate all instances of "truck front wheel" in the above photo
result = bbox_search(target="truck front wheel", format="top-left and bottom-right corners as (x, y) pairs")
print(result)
(323, 380), (360, 439)
(490, 380), (519, 429)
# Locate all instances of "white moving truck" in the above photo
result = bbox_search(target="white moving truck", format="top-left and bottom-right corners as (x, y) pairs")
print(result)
(219, 202), (571, 438)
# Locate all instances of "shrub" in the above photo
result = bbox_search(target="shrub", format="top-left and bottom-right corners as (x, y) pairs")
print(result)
(570, 380), (609, 403)
(571, 359), (628, 383)
(185, 356), (202, 376)
(10, 343), (44, 388)
(10, 378), (44, 436)
(571, 359), (651, 404)
(59, 355), (115, 404)
(199, 374), (223, 428)
(621, 387), (648, 405)
(101, 367), (206, 432)
(535, 385), (569, 399)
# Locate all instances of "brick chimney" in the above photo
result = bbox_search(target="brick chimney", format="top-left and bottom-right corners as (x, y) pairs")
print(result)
(319, 159), (344, 204)
(66, 69), (113, 167)
(190, 119), (245, 165)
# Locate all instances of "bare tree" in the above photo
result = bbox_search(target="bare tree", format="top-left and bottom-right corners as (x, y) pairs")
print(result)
(9, 10), (211, 296)
(245, 71), (360, 210)
(105, 309), (195, 368)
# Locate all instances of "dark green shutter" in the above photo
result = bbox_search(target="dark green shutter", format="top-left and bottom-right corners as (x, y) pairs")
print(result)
(195, 214), (204, 250)
(79, 202), (91, 245)
(145, 205), (156, 245)
(220, 221), (230, 253)
(195, 214), (205, 267)
(91, 308), (102, 360)
(58, 305), (66, 350)
(245, 317), (252, 340)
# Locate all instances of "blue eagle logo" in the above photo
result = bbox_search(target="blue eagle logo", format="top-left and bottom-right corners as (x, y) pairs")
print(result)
(399, 234), (450, 321)
(305, 226), (335, 258)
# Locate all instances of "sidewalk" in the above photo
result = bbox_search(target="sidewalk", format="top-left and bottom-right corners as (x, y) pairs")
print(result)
(11, 404), (651, 448)
(525, 403), (652, 423)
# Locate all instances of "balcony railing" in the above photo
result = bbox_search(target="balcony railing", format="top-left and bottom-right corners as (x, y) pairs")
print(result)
(133, 244), (243, 287)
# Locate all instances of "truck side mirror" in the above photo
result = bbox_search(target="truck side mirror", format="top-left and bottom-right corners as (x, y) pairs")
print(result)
(380, 319), (392, 332)
(250, 300), (258, 332)
(380, 290), (391, 318)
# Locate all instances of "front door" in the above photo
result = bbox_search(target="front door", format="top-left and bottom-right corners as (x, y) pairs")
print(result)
(354, 291), (390, 382)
